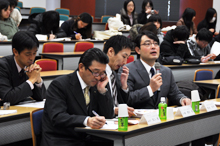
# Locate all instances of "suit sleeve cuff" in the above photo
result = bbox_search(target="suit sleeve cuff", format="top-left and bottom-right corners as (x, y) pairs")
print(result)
(180, 97), (187, 105)
(83, 116), (90, 127)
(35, 79), (43, 88)
(121, 87), (129, 93)
(26, 80), (34, 90)
(147, 86), (154, 97)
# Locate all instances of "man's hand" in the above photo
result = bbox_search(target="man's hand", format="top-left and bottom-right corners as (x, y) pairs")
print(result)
(149, 73), (162, 92)
(181, 98), (191, 106)
(97, 76), (109, 94)
(120, 66), (129, 90)
(114, 106), (135, 117)
(26, 63), (42, 84)
(87, 116), (106, 129)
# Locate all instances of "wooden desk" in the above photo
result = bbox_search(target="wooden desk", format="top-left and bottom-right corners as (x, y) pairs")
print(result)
(75, 99), (220, 146)
(0, 106), (41, 145)
(165, 61), (220, 82)
(194, 79), (220, 90)
(41, 70), (74, 88)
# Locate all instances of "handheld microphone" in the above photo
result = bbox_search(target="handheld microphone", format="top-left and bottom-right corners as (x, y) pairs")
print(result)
(155, 62), (161, 91)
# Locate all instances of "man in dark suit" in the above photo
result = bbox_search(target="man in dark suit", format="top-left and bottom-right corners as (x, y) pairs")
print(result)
(0, 31), (45, 105)
(41, 48), (114, 146)
(103, 35), (135, 117)
(118, 31), (191, 109)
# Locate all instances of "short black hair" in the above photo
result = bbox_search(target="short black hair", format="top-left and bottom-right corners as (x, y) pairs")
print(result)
(42, 11), (60, 34)
(139, 22), (157, 35)
(172, 25), (189, 41)
(12, 31), (39, 54)
(124, 0), (135, 14)
(0, 0), (10, 20)
(103, 35), (133, 54)
(8, 0), (17, 7)
(78, 48), (109, 69)
(148, 14), (162, 28)
(135, 30), (159, 48)
(141, 0), (154, 13)
(196, 28), (213, 43)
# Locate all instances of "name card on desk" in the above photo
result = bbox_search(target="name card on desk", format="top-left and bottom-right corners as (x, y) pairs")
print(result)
(175, 106), (195, 117)
(139, 112), (161, 125)
(200, 101), (217, 112)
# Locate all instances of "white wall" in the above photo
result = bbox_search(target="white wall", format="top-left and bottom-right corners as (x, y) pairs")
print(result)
(20, 0), (60, 11)
(213, 0), (220, 32)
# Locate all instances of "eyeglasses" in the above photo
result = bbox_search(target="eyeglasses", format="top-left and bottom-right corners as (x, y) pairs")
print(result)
(141, 42), (159, 47)
(87, 68), (107, 78)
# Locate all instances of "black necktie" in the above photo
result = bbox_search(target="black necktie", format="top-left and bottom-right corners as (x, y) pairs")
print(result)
(150, 68), (157, 103)
(110, 72), (117, 106)
(19, 69), (26, 84)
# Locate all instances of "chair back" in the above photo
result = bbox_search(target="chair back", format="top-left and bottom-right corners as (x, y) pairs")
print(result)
(101, 15), (114, 23)
(105, 23), (109, 30)
(127, 55), (134, 63)
(55, 8), (70, 15)
(17, 1), (23, 8)
(216, 85), (220, 99)
(35, 59), (57, 71)
(42, 42), (64, 53)
(59, 14), (69, 21)
(30, 109), (44, 146)
(193, 69), (213, 81)
(74, 42), (94, 52)
(30, 7), (46, 14)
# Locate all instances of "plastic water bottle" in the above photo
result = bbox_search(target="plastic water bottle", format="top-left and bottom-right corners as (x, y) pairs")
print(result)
(158, 97), (167, 120)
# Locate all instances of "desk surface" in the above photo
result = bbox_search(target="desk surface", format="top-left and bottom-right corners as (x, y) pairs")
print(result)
(40, 70), (74, 78)
(194, 79), (220, 85)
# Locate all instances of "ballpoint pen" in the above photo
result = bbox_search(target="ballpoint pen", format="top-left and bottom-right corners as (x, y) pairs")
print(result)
(92, 110), (108, 125)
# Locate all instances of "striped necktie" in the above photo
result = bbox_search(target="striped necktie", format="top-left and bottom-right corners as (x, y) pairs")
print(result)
(84, 86), (90, 106)
(110, 72), (117, 106)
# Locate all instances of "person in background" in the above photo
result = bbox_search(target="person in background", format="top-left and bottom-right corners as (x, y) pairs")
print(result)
(61, 12), (92, 40)
(120, 0), (138, 26)
(118, 31), (191, 109)
(148, 14), (164, 45)
(177, 8), (197, 36)
(138, 0), (158, 25)
(41, 48), (114, 146)
(197, 8), (218, 36)
(187, 28), (216, 62)
(103, 35), (135, 117)
(0, 31), (45, 106)
(8, 0), (22, 27)
(27, 11), (66, 40)
(0, 0), (18, 39)
(129, 24), (143, 43)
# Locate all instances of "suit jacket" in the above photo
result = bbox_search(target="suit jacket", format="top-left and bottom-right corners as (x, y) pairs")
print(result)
(106, 70), (128, 105)
(41, 71), (114, 146)
(0, 55), (45, 105)
(118, 59), (185, 109)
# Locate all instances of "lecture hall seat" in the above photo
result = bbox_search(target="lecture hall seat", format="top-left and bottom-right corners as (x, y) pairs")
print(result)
(193, 69), (213, 81)
(35, 59), (57, 71)
(74, 42), (94, 52)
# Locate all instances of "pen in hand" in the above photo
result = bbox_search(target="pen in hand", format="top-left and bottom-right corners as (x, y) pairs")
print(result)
(92, 110), (108, 125)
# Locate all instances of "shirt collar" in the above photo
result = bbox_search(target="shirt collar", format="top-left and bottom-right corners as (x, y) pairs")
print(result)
(106, 64), (112, 77)
(76, 71), (89, 90)
(14, 57), (22, 73)
(140, 59), (155, 74)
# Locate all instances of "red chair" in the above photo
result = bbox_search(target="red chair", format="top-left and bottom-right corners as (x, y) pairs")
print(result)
(127, 55), (134, 63)
(74, 42), (94, 52)
(35, 59), (57, 71)
(42, 42), (64, 53)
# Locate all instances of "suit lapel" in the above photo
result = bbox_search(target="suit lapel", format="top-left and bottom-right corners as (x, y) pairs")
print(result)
(69, 72), (87, 115)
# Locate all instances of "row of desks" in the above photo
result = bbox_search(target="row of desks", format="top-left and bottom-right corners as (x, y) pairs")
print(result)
(2, 99), (220, 145)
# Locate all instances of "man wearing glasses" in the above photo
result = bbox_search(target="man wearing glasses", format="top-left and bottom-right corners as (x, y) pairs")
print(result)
(118, 31), (191, 109)
(41, 48), (114, 146)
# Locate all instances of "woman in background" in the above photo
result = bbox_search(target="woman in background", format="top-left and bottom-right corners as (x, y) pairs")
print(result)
(148, 14), (164, 44)
(176, 8), (197, 36)
(27, 11), (66, 40)
(8, 0), (22, 27)
(197, 8), (218, 36)
(120, 0), (138, 26)
(61, 12), (92, 40)
(138, 0), (158, 24)
(0, 0), (18, 39)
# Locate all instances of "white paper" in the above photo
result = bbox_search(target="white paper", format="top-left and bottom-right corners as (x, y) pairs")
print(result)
(134, 109), (158, 118)
(0, 110), (17, 115)
(35, 34), (47, 41)
(139, 112), (161, 125)
(16, 99), (45, 108)
(175, 106), (195, 117)
(50, 38), (71, 41)
(86, 120), (118, 130)
(210, 41), (220, 56)
(200, 101), (217, 112)
(214, 102), (220, 106)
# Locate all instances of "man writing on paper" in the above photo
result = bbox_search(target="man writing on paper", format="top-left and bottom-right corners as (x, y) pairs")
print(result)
(0, 31), (45, 105)
(103, 35), (135, 117)
(41, 48), (114, 146)
(118, 31), (191, 109)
